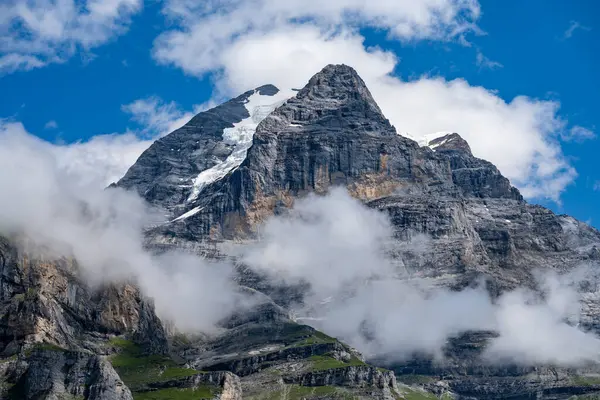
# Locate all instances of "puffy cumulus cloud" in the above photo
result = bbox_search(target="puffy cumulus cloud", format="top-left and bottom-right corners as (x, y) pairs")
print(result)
(153, 6), (587, 200)
(243, 188), (600, 365)
(0, 120), (247, 332)
(154, 0), (480, 76)
(373, 76), (577, 200)
(0, 0), (142, 74)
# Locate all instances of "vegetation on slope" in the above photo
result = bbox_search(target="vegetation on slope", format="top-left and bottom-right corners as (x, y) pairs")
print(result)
(109, 338), (218, 400)
(308, 354), (365, 371)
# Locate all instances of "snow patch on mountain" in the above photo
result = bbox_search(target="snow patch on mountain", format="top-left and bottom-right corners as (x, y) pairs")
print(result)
(420, 132), (454, 149)
(187, 88), (295, 202)
(171, 206), (204, 222)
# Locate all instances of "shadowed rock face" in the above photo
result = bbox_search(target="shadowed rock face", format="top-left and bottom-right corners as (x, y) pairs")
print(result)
(0, 236), (168, 357)
(115, 84), (283, 210)
(430, 132), (523, 200)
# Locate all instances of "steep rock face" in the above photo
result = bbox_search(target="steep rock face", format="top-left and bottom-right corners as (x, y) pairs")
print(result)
(2, 348), (133, 400)
(141, 64), (457, 240)
(429, 132), (522, 200)
(370, 194), (600, 294)
(116, 84), (290, 214)
(0, 236), (168, 356)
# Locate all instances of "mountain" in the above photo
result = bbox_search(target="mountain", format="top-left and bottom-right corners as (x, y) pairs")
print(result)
(1, 64), (600, 399)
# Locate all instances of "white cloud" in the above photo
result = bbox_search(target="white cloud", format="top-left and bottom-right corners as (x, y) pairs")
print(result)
(563, 20), (591, 40)
(244, 188), (396, 296)
(475, 49), (503, 70)
(0, 96), (194, 188)
(58, 96), (194, 186)
(53, 131), (155, 187)
(243, 188), (600, 365)
(561, 125), (596, 142)
(154, 0), (481, 76)
(44, 120), (58, 129)
(486, 271), (600, 366)
(0, 120), (248, 333)
(121, 96), (196, 138)
(0, 53), (46, 75)
(0, 0), (142, 74)
(150, 0), (591, 201)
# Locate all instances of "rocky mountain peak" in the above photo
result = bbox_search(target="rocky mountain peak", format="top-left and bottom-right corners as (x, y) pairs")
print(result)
(428, 132), (472, 155)
(297, 64), (374, 102)
(254, 84), (280, 96)
(258, 64), (395, 136)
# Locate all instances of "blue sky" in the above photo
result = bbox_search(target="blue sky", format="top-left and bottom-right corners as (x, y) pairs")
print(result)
(0, 0), (598, 225)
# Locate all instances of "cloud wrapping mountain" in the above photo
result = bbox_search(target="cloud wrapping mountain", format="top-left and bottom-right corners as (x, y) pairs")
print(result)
(243, 188), (600, 365)
(1, 68), (599, 368)
(0, 121), (245, 333)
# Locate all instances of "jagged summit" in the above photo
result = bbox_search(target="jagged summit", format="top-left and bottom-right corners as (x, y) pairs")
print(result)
(117, 63), (527, 234)
(257, 64), (395, 136)
(428, 132), (473, 155)
(297, 64), (380, 110)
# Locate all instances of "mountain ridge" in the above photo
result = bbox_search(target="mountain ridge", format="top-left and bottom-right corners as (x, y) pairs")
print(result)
(1, 64), (600, 399)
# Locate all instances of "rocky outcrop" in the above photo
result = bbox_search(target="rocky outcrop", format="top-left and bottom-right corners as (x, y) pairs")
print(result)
(0, 236), (172, 398)
(201, 342), (343, 377)
(285, 365), (397, 390)
(0, 236), (168, 356)
(2, 348), (132, 400)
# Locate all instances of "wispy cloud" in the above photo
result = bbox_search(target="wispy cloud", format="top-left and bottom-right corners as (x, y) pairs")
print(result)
(44, 120), (58, 129)
(563, 20), (591, 40)
(0, 120), (248, 333)
(560, 125), (595, 143)
(121, 96), (196, 138)
(476, 50), (503, 70)
(243, 188), (600, 366)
